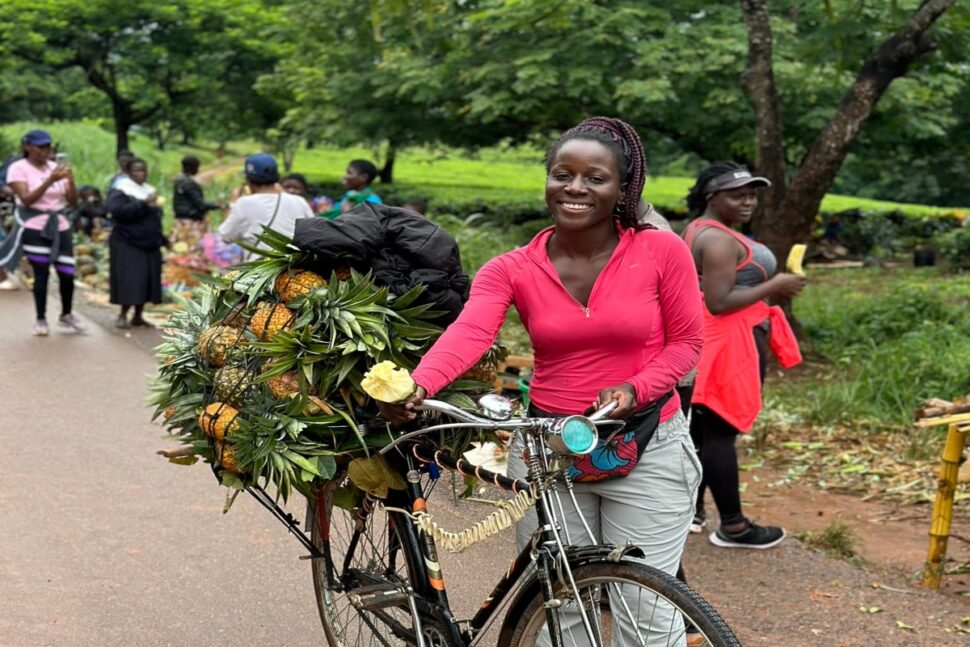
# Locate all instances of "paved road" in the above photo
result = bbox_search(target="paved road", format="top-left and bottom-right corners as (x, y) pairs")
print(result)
(0, 287), (523, 647)
(2, 286), (968, 647)
(0, 289), (326, 646)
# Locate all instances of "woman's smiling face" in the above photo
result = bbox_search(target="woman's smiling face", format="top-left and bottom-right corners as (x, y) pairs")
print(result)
(545, 139), (623, 232)
(707, 186), (759, 225)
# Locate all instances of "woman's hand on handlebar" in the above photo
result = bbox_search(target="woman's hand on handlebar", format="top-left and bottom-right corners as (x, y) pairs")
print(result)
(376, 386), (427, 426)
(595, 383), (637, 419)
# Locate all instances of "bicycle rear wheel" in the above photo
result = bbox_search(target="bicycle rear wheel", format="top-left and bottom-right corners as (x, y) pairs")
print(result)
(502, 560), (740, 647)
(309, 485), (460, 646)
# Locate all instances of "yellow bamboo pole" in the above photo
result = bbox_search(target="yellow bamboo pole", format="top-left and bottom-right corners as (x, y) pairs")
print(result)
(923, 423), (966, 589)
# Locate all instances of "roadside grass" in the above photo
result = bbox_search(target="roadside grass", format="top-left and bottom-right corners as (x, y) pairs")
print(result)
(764, 266), (970, 447)
(0, 120), (226, 192)
(796, 521), (858, 562)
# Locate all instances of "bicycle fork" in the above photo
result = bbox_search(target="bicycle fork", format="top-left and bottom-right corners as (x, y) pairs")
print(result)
(524, 434), (604, 647)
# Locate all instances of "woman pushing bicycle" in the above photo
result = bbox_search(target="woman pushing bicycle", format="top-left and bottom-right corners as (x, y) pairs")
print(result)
(381, 117), (704, 644)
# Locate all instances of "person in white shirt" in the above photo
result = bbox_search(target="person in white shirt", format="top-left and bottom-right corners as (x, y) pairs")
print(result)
(218, 153), (313, 259)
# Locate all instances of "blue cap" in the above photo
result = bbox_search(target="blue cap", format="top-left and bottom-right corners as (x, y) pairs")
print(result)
(22, 129), (53, 146)
(244, 153), (279, 184)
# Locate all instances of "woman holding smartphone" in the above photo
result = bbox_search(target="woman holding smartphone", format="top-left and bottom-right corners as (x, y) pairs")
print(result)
(0, 129), (83, 336)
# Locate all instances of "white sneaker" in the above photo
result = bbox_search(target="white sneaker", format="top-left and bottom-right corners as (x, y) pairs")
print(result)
(689, 513), (706, 534)
(33, 320), (49, 336)
(58, 313), (86, 333)
(0, 278), (19, 291)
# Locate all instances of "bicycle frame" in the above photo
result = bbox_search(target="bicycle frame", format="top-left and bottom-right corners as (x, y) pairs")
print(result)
(247, 398), (625, 647)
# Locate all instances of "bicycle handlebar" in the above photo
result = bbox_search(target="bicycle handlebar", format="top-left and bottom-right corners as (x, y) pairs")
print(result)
(378, 398), (624, 456)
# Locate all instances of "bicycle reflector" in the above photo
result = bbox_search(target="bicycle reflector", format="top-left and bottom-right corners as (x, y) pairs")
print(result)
(547, 415), (598, 455)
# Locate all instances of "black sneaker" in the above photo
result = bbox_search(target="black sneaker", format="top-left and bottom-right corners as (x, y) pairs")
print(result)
(709, 521), (784, 549)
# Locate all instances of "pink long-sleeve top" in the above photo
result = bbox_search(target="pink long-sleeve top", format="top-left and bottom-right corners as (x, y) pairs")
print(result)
(412, 224), (704, 422)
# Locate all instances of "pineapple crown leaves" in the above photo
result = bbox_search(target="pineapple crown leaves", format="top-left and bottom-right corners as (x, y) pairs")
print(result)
(483, 342), (511, 364)
(223, 402), (341, 501)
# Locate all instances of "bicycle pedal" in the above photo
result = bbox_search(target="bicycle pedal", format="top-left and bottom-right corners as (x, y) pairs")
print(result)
(347, 583), (411, 610)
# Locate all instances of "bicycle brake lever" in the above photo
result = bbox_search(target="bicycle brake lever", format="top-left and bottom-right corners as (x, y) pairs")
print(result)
(587, 400), (618, 421)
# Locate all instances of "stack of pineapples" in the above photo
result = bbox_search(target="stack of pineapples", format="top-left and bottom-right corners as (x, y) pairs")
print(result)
(150, 230), (492, 503)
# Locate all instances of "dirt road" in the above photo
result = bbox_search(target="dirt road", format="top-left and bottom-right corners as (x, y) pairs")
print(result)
(0, 287), (966, 646)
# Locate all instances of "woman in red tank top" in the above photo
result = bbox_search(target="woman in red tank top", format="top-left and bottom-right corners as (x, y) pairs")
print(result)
(682, 161), (806, 550)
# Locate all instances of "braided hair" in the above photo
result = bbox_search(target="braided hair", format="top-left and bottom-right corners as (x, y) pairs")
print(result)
(686, 161), (748, 217)
(545, 116), (647, 230)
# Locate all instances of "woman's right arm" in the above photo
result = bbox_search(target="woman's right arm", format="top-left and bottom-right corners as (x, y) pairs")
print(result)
(411, 257), (516, 394)
(379, 257), (516, 424)
(699, 231), (805, 315)
(8, 165), (71, 207)
(217, 202), (245, 243)
(106, 190), (144, 223)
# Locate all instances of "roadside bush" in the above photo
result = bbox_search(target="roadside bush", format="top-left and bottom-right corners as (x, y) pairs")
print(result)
(834, 210), (900, 256)
(793, 323), (970, 430)
(791, 281), (970, 429)
(825, 209), (959, 258)
(802, 285), (958, 357)
(935, 226), (970, 271)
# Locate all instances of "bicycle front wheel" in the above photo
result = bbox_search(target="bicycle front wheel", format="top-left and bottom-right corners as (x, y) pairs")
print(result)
(309, 488), (460, 646)
(502, 561), (741, 647)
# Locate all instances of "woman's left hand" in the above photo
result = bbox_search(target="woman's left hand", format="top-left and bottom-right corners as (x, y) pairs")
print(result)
(595, 383), (638, 419)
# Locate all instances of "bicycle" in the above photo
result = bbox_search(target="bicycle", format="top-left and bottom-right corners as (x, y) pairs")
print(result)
(247, 394), (741, 646)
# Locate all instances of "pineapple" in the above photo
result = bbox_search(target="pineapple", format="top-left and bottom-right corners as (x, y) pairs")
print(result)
(214, 365), (255, 405)
(334, 266), (352, 281)
(221, 302), (248, 329)
(265, 370), (308, 399)
(275, 270), (327, 302)
(198, 402), (240, 440)
(461, 343), (510, 387)
(361, 361), (417, 403)
(248, 302), (295, 340)
(214, 440), (247, 473)
(197, 325), (247, 367)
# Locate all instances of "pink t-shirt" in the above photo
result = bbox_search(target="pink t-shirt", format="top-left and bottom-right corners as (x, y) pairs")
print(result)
(412, 225), (704, 421)
(6, 158), (71, 231)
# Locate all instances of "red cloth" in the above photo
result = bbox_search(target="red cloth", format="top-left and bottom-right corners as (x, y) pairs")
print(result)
(691, 301), (802, 433)
(412, 224), (703, 421)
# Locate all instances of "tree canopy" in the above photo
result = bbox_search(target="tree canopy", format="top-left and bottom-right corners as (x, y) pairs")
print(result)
(0, 0), (286, 152)
(0, 0), (965, 207)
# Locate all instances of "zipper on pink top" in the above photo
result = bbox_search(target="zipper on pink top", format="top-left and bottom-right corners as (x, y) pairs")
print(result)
(533, 229), (630, 320)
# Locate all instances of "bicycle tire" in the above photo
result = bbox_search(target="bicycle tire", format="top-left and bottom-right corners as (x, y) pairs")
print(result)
(309, 490), (462, 646)
(501, 560), (741, 647)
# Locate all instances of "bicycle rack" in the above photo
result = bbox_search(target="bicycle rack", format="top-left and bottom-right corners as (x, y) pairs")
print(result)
(246, 485), (323, 559)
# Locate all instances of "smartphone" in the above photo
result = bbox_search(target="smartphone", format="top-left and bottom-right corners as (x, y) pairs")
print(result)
(55, 152), (69, 164)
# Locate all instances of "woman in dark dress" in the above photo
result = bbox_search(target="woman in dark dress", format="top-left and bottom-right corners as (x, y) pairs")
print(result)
(106, 158), (165, 328)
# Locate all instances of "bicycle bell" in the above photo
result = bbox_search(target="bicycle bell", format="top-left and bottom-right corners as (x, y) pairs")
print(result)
(477, 393), (514, 421)
(547, 415), (598, 456)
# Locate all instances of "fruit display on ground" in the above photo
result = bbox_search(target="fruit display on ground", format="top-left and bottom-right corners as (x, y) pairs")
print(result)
(150, 229), (497, 504)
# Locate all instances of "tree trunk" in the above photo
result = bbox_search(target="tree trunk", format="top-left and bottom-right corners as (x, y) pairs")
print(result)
(739, 0), (787, 234)
(111, 100), (132, 154)
(282, 145), (296, 173)
(379, 144), (396, 184)
(742, 0), (954, 265)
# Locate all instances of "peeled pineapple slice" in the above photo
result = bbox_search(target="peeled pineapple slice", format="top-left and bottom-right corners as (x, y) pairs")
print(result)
(786, 244), (807, 276)
(362, 361), (417, 403)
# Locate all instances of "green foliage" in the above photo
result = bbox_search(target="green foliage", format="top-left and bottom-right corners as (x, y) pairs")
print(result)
(0, 0), (285, 150)
(935, 226), (970, 271)
(776, 268), (970, 430)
